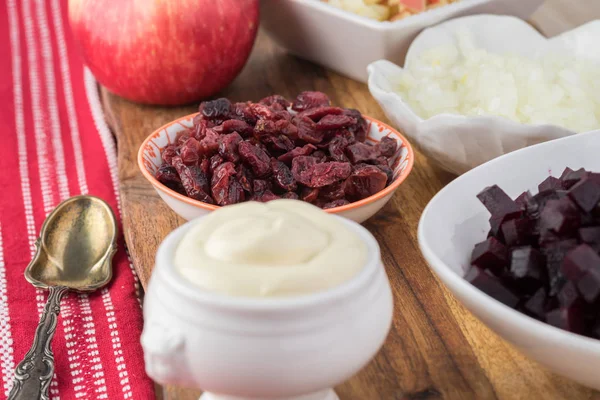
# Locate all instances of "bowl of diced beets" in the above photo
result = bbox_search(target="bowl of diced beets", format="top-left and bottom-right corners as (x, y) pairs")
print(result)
(138, 92), (414, 223)
(418, 129), (600, 390)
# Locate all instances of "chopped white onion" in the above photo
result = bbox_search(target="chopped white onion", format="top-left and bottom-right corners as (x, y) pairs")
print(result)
(395, 31), (600, 132)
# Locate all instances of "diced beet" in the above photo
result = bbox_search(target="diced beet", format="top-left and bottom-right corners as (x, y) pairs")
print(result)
(477, 185), (523, 232)
(592, 322), (600, 339)
(562, 168), (588, 189)
(539, 197), (581, 235)
(543, 239), (577, 296)
(538, 176), (562, 192)
(557, 280), (583, 308)
(470, 237), (508, 276)
(531, 190), (560, 215)
(515, 191), (533, 210)
(559, 167), (574, 181)
(579, 226), (600, 244)
(567, 178), (600, 212)
(546, 305), (586, 334)
(576, 269), (600, 304)
(523, 288), (547, 320)
(510, 246), (546, 294)
(501, 217), (533, 246)
(465, 266), (519, 308)
(561, 244), (599, 282)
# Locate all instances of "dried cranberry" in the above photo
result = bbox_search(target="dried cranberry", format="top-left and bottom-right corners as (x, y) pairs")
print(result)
(328, 136), (350, 162)
(198, 129), (220, 157)
(377, 136), (398, 158)
(261, 134), (295, 154)
(298, 106), (344, 122)
(344, 108), (368, 142)
(312, 151), (327, 163)
(162, 145), (178, 166)
(320, 181), (346, 201)
(236, 165), (254, 193)
(231, 102), (257, 125)
(294, 115), (324, 144)
(316, 114), (357, 131)
(209, 154), (224, 175)
(300, 187), (320, 203)
(200, 158), (211, 178)
(345, 142), (380, 164)
(156, 164), (182, 192)
(275, 119), (298, 139)
(249, 103), (275, 120)
(308, 162), (352, 187)
(281, 192), (299, 200)
(323, 199), (350, 209)
(239, 141), (271, 177)
(199, 98), (231, 120)
(177, 132), (191, 146)
(218, 132), (243, 163)
(172, 157), (213, 204)
(344, 164), (387, 201)
(271, 160), (297, 192)
(193, 118), (211, 140)
(216, 119), (254, 137)
(179, 137), (202, 165)
(253, 179), (271, 193)
(291, 91), (331, 112)
(291, 156), (319, 186)
(211, 162), (245, 206)
(278, 144), (317, 165)
(259, 95), (290, 110)
(253, 190), (280, 203)
(375, 164), (393, 184)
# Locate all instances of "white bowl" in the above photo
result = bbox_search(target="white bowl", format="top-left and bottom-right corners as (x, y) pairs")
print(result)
(418, 129), (600, 390)
(138, 113), (414, 223)
(368, 15), (600, 175)
(260, 0), (543, 83)
(141, 215), (393, 400)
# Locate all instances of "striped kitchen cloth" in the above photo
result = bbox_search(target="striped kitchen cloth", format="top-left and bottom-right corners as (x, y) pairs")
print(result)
(0, 0), (155, 398)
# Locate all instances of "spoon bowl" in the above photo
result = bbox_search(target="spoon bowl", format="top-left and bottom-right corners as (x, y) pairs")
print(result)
(9, 195), (118, 400)
(25, 195), (118, 291)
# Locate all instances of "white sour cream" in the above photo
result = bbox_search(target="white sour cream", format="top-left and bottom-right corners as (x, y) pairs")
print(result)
(174, 200), (367, 297)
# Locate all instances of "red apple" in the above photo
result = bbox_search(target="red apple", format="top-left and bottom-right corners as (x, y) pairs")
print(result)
(69, 0), (259, 105)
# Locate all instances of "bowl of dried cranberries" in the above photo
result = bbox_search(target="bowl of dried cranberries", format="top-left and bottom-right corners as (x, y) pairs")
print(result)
(418, 129), (600, 390)
(138, 92), (414, 223)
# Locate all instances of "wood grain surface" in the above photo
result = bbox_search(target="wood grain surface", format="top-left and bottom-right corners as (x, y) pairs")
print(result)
(101, 1), (600, 399)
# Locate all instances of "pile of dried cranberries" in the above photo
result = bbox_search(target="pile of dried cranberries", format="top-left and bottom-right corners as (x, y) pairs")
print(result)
(155, 91), (398, 209)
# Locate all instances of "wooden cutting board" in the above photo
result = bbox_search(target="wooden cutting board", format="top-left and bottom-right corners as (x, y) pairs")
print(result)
(101, 1), (600, 399)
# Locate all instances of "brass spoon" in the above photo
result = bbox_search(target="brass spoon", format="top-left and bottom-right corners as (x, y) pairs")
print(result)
(8, 195), (118, 400)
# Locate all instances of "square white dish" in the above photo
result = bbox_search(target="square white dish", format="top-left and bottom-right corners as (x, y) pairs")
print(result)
(368, 14), (600, 175)
(260, 0), (544, 83)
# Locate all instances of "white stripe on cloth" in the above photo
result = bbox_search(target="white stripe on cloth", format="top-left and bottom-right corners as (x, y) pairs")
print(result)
(39, 0), (108, 397)
(6, 0), (52, 397)
(83, 68), (135, 399)
(0, 226), (15, 397)
(49, 0), (88, 195)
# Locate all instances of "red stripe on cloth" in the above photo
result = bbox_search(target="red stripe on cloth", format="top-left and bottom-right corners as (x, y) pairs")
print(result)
(0, 0), (155, 398)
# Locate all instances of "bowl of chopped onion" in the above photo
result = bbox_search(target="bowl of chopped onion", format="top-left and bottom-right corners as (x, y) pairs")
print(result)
(368, 14), (600, 175)
(260, 0), (543, 83)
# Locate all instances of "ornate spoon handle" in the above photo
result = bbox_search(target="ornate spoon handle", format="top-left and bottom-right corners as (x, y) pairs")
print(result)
(8, 286), (69, 400)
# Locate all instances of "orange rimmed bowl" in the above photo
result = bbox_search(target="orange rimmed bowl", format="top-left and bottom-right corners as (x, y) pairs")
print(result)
(138, 113), (414, 223)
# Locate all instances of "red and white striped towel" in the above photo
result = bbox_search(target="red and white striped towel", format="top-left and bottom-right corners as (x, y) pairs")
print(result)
(0, 0), (155, 398)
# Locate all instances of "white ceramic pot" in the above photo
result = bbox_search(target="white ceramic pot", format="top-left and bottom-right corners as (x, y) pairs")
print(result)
(141, 216), (394, 400)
